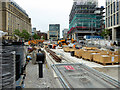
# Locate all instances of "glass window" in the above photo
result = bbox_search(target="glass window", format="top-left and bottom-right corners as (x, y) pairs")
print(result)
(114, 14), (115, 25)
(106, 18), (107, 27)
(114, 2), (115, 13)
(117, 0), (119, 11)
(106, 8), (107, 16)
(111, 4), (112, 14)
(106, 0), (107, 6)
(117, 13), (119, 24)
(108, 17), (110, 27)
(108, 6), (110, 16)
(111, 16), (112, 26)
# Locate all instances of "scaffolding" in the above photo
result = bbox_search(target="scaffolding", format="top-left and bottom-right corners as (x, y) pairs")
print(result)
(73, 0), (98, 6)
(68, 0), (105, 40)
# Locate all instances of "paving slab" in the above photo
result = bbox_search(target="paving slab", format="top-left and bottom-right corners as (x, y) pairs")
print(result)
(24, 61), (60, 88)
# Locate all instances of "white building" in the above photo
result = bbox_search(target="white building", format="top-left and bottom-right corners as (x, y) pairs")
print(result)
(105, 0), (120, 41)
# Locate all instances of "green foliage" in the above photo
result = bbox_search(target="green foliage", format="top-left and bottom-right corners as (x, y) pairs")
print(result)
(21, 30), (31, 40)
(101, 29), (110, 39)
(14, 29), (31, 40)
(14, 29), (21, 37)
(32, 34), (40, 39)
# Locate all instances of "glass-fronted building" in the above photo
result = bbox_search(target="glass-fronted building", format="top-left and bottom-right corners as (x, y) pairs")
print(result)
(48, 24), (60, 40)
(68, 0), (105, 40)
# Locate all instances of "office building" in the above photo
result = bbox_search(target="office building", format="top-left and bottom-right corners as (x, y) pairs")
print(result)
(32, 27), (37, 35)
(48, 24), (60, 40)
(62, 28), (68, 39)
(68, 0), (105, 40)
(0, 0), (32, 40)
(105, 0), (120, 41)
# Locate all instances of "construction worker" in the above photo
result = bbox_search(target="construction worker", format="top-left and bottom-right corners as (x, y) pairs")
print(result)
(73, 43), (76, 48)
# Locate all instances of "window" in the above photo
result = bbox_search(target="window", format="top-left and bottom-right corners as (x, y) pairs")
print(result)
(106, 18), (107, 27)
(117, 13), (119, 24)
(111, 4), (112, 14)
(106, 0), (107, 6)
(108, 17), (110, 27)
(108, 6), (110, 16)
(114, 2), (115, 13)
(106, 8), (107, 16)
(117, 0), (119, 11)
(111, 16), (112, 26)
(114, 14), (115, 25)
(108, 0), (110, 4)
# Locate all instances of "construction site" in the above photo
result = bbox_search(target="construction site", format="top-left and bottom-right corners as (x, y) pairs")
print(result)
(68, 0), (105, 40)
(0, 38), (120, 89)
(0, 0), (120, 89)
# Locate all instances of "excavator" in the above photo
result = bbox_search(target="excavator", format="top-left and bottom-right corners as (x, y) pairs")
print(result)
(57, 38), (76, 47)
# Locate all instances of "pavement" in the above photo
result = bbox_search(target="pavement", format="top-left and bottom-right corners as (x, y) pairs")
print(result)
(24, 60), (60, 88)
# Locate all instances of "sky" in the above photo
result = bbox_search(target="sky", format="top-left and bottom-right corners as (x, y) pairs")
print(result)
(15, 0), (105, 37)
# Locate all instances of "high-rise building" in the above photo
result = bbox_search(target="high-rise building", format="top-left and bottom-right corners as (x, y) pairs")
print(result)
(105, 0), (120, 41)
(48, 24), (60, 40)
(0, 0), (32, 40)
(32, 27), (37, 35)
(68, 0), (105, 40)
(62, 28), (68, 39)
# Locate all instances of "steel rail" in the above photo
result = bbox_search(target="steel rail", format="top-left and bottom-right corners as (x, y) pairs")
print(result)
(45, 48), (61, 62)
(52, 49), (120, 87)
(81, 64), (120, 88)
(44, 49), (70, 88)
(53, 63), (120, 88)
(45, 49), (120, 88)
(52, 65), (71, 89)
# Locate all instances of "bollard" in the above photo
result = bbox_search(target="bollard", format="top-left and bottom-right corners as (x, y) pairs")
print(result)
(36, 53), (45, 78)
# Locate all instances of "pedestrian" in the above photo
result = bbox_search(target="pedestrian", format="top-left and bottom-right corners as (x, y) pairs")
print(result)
(113, 41), (117, 46)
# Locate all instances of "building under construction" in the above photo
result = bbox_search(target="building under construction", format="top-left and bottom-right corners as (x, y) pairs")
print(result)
(68, 0), (105, 40)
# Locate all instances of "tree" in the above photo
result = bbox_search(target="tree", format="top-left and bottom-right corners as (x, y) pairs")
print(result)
(32, 34), (40, 39)
(14, 29), (21, 37)
(101, 29), (110, 39)
(20, 30), (31, 40)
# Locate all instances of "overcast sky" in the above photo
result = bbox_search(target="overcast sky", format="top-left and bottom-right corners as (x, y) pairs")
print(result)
(15, 0), (105, 37)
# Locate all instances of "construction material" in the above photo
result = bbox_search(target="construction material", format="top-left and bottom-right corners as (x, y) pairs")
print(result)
(82, 50), (98, 61)
(45, 48), (61, 62)
(65, 46), (119, 65)
(2, 46), (16, 88)
(63, 47), (76, 52)
(74, 49), (84, 58)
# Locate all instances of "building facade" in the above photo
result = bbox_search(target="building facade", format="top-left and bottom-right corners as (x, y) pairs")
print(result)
(32, 27), (37, 35)
(48, 31), (58, 40)
(0, 0), (32, 40)
(62, 28), (68, 39)
(37, 31), (47, 40)
(105, 0), (120, 41)
(48, 24), (60, 40)
(68, 0), (105, 41)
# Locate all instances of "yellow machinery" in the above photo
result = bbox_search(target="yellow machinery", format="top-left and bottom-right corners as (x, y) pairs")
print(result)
(28, 40), (44, 45)
(57, 38), (77, 47)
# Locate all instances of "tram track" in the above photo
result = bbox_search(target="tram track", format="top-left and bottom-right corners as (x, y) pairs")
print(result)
(44, 48), (120, 88)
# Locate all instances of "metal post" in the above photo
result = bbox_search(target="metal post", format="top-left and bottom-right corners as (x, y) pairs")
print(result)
(38, 61), (43, 78)
(36, 53), (45, 78)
